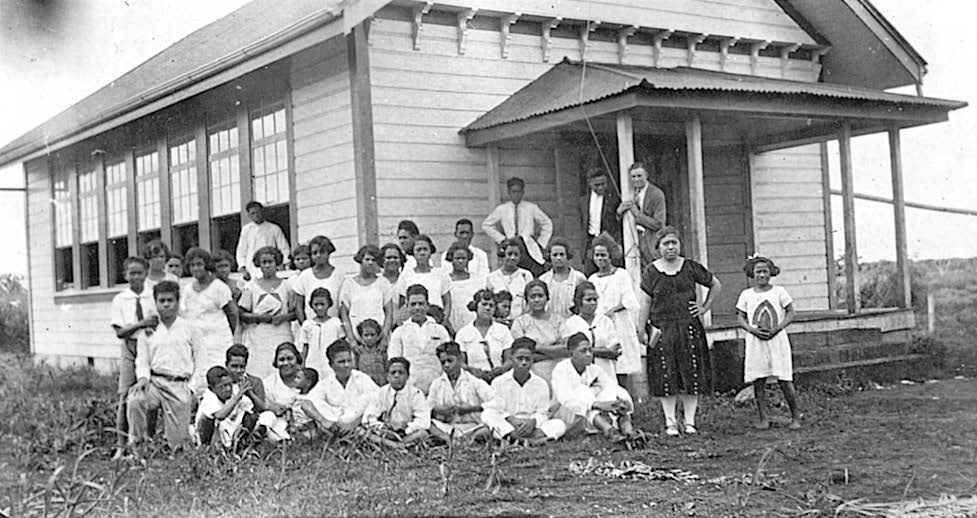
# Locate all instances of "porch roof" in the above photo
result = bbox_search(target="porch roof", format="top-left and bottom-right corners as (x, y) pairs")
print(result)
(461, 59), (966, 147)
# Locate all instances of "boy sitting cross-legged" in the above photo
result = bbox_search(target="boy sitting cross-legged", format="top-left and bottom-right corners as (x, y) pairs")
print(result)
(196, 366), (261, 448)
(427, 341), (510, 444)
(306, 339), (381, 432)
(485, 337), (567, 445)
(126, 280), (199, 450)
(362, 357), (431, 447)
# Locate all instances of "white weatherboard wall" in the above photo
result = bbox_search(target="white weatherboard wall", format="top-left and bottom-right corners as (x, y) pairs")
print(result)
(750, 145), (830, 310)
(367, 7), (820, 258)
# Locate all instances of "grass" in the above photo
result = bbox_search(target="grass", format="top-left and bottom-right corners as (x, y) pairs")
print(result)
(3, 353), (977, 517)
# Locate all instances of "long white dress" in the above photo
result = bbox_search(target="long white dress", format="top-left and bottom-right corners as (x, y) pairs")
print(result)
(180, 279), (233, 392)
(564, 313), (621, 380)
(447, 274), (486, 333)
(239, 279), (294, 379)
(588, 268), (641, 374)
(736, 285), (795, 383)
(339, 276), (393, 334)
(291, 267), (345, 320)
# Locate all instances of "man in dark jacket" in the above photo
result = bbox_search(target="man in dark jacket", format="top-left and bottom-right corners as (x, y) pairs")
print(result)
(579, 167), (623, 276)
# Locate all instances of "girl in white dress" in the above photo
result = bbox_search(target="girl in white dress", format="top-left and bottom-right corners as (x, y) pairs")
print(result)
(736, 256), (800, 430)
(445, 242), (486, 334)
(397, 235), (452, 320)
(563, 281), (622, 381)
(487, 238), (533, 318)
(180, 247), (239, 394)
(292, 236), (344, 324)
(339, 245), (394, 344)
(455, 289), (513, 382)
(239, 246), (295, 379)
(510, 280), (566, 383)
(539, 238), (587, 319)
(587, 235), (642, 386)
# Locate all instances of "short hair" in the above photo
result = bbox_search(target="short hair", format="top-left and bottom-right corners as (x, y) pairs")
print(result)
(167, 252), (183, 263)
(397, 220), (419, 237)
(743, 256), (781, 278)
(309, 287), (333, 308)
(435, 341), (462, 358)
(380, 242), (405, 265)
(413, 234), (436, 254)
(546, 237), (574, 261)
(245, 200), (264, 212)
(524, 279), (549, 301)
(272, 342), (302, 368)
(290, 244), (311, 268)
(326, 339), (353, 362)
(510, 337), (536, 355)
(653, 226), (681, 250)
(301, 367), (319, 387)
(445, 241), (473, 263)
(586, 167), (608, 180)
(468, 289), (497, 312)
(353, 244), (382, 264)
(628, 162), (648, 174)
(123, 256), (149, 272)
(185, 247), (215, 272)
(213, 249), (237, 271)
(454, 219), (474, 232)
(152, 280), (180, 301)
(498, 238), (523, 258)
(309, 235), (336, 256)
(493, 290), (513, 304)
(388, 356), (411, 374)
(356, 318), (382, 336)
(590, 232), (623, 261)
(570, 281), (597, 315)
(506, 177), (525, 190)
(142, 239), (170, 261)
(206, 366), (231, 387)
(252, 245), (284, 268)
(225, 344), (249, 365)
(566, 331), (590, 350)
(405, 284), (429, 302)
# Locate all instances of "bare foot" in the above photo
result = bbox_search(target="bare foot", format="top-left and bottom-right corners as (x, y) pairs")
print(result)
(754, 420), (771, 430)
(788, 419), (801, 430)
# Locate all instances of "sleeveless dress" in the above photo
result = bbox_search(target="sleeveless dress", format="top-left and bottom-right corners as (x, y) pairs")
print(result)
(640, 259), (715, 397)
(180, 279), (233, 392)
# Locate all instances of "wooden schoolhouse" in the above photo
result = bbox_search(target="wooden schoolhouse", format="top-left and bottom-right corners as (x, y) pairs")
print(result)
(0, 0), (965, 379)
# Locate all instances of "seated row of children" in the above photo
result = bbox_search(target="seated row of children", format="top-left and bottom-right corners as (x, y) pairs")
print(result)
(123, 278), (637, 450)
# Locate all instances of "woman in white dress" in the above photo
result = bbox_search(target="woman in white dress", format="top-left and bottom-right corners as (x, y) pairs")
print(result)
(563, 281), (622, 381)
(587, 234), (642, 389)
(396, 235), (451, 320)
(181, 247), (239, 394)
(239, 246), (296, 379)
(445, 242), (486, 334)
(539, 238), (587, 319)
(510, 280), (567, 383)
(486, 238), (534, 318)
(380, 243), (409, 326)
(260, 343), (304, 441)
(339, 245), (394, 344)
(292, 235), (344, 324)
(455, 289), (513, 382)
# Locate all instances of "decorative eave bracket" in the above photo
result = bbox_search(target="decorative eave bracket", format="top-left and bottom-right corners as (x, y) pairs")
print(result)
(499, 13), (521, 59)
(411, 1), (434, 51)
(617, 26), (639, 64)
(541, 18), (562, 62)
(750, 40), (771, 75)
(686, 33), (708, 67)
(652, 29), (674, 67)
(779, 43), (801, 77)
(719, 37), (739, 70)
(579, 21), (601, 59)
(457, 9), (478, 55)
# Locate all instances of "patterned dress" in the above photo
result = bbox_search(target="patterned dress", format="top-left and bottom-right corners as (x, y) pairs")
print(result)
(640, 259), (715, 397)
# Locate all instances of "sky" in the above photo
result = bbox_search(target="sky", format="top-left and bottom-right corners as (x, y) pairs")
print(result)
(0, 0), (974, 276)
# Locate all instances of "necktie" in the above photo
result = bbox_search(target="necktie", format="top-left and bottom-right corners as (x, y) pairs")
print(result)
(513, 203), (520, 236)
(481, 340), (495, 369)
(384, 390), (399, 424)
(135, 297), (144, 321)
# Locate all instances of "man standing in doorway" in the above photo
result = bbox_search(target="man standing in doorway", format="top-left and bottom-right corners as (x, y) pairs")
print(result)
(616, 162), (666, 269)
(236, 201), (290, 280)
(482, 177), (552, 278)
(579, 167), (623, 276)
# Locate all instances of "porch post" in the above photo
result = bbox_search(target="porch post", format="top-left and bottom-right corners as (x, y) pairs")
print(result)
(839, 122), (861, 313)
(685, 115), (708, 267)
(486, 145), (501, 271)
(615, 112), (640, 286)
(889, 128), (912, 309)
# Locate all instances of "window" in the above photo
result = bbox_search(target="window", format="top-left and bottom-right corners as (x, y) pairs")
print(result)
(136, 151), (160, 231)
(169, 139), (199, 255)
(53, 166), (74, 291)
(251, 104), (289, 205)
(209, 124), (240, 216)
(105, 161), (129, 285)
(78, 167), (99, 288)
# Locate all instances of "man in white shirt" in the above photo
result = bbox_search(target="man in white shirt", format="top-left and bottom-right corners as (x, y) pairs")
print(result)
(578, 168), (623, 276)
(306, 340), (380, 431)
(236, 201), (290, 280)
(482, 177), (553, 278)
(486, 338), (567, 444)
(616, 162), (666, 269)
(440, 218), (490, 278)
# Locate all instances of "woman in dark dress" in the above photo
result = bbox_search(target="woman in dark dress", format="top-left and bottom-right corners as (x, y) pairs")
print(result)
(637, 226), (722, 436)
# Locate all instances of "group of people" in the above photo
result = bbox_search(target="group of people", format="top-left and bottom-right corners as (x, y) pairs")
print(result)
(109, 166), (802, 457)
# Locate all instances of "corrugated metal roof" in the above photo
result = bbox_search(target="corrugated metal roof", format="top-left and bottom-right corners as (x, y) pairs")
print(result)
(0, 0), (343, 165)
(462, 59), (966, 133)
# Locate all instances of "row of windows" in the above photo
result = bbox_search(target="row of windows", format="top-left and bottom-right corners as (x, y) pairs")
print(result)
(53, 102), (291, 291)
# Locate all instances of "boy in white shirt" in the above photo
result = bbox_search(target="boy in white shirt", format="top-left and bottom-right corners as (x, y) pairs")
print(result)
(440, 219), (490, 278)
(362, 357), (431, 447)
(387, 284), (451, 394)
(127, 280), (198, 449)
(306, 339), (381, 431)
(486, 338), (566, 445)
(196, 366), (257, 448)
(427, 341), (509, 443)
(109, 257), (159, 457)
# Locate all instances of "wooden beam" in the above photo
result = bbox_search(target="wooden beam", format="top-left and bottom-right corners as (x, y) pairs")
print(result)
(616, 112), (640, 288)
(553, 147), (567, 237)
(125, 148), (138, 257)
(889, 128), (912, 309)
(685, 115), (708, 267)
(195, 119), (211, 252)
(95, 153), (109, 288)
(348, 24), (379, 246)
(838, 123), (860, 313)
(157, 137), (173, 248)
(486, 145), (501, 270)
(828, 189), (977, 217)
(820, 142), (838, 310)
(285, 89), (299, 243)
(70, 162), (82, 289)
(237, 101), (254, 228)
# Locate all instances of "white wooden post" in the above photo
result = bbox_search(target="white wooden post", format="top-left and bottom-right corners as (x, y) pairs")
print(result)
(616, 112), (640, 287)
(486, 145), (501, 271)
(839, 122), (861, 313)
(889, 128), (912, 309)
(686, 114), (709, 326)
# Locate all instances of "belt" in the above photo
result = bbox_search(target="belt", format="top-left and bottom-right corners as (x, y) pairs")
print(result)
(151, 371), (190, 382)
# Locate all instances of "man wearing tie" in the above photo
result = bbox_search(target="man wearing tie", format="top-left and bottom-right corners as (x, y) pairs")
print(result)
(482, 177), (553, 278)
(616, 162), (666, 269)
(579, 167), (623, 276)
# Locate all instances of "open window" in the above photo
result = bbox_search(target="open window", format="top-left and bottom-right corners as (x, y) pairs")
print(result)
(105, 160), (129, 285)
(169, 138), (199, 256)
(208, 122), (242, 256)
(78, 167), (100, 288)
(53, 164), (75, 291)
(135, 150), (162, 255)
(250, 102), (292, 245)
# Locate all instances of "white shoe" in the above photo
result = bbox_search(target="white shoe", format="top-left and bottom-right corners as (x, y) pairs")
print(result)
(684, 424), (698, 435)
(665, 425), (680, 436)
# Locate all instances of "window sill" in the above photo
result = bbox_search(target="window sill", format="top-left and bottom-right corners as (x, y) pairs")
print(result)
(54, 285), (125, 304)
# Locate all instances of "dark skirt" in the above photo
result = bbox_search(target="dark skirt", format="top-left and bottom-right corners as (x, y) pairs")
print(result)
(646, 318), (712, 397)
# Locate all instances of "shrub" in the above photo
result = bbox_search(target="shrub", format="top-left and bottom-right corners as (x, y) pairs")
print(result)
(0, 273), (29, 353)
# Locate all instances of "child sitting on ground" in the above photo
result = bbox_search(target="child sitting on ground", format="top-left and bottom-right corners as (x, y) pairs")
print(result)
(290, 367), (338, 439)
(427, 341), (509, 444)
(300, 288), (343, 379)
(196, 366), (260, 448)
(493, 291), (513, 328)
(306, 339), (381, 432)
(225, 344), (267, 406)
(354, 319), (387, 386)
(736, 256), (801, 430)
(486, 337), (567, 445)
(551, 332), (635, 442)
(362, 357), (431, 447)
